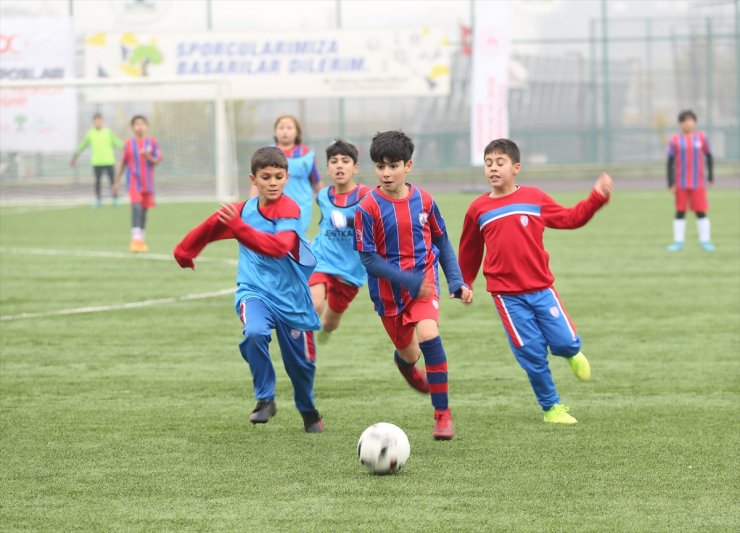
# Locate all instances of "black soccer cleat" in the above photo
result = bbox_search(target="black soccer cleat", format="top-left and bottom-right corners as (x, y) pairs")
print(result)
(249, 399), (277, 424)
(301, 409), (324, 433)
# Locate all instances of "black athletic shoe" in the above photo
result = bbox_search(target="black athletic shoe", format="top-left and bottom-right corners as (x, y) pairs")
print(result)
(301, 409), (323, 433)
(249, 399), (276, 424)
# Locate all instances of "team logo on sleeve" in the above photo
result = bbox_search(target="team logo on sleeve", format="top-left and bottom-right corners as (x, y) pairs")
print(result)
(418, 211), (428, 225)
(695, 140), (702, 149)
(356, 228), (363, 243)
(520, 215), (529, 227)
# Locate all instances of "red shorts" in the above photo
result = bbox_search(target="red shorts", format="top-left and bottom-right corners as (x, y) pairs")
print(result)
(129, 189), (155, 208)
(380, 296), (440, 350)
(675, 188), (707, 213)
(308, 272), (359, 314)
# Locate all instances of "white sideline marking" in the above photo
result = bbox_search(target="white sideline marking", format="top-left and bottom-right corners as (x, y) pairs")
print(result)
(0, 204), (83, 216)
(1, 288), (233, 321)
(0, 247), (237, 265)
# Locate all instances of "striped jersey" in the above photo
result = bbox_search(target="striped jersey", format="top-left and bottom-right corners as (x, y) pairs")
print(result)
(311, 183), (372, 286)
(282, 145), (321, 230)
(458, 185), (608, 295)
(667, 132), (711, 190)
(122, 136), (161, 193)
(355, 184), (446, 316)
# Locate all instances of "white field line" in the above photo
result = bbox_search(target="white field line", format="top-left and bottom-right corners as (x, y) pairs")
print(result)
(0, 204), (84, 216)
(1, 288), (234, 321)
(0, 247), (237, 266)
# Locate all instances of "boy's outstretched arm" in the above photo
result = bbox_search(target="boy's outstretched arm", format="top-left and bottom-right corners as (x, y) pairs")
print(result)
(432, 232), (472, 303)
(543, 172), (612, 229)
(173, 202), (246, 269)
(458, 210), (485, 290)
(216, 203), (298, 258)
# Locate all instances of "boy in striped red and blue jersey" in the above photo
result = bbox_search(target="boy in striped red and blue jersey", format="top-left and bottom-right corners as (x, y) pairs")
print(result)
(113, 115), (162, 253)
(309, 139), (372, 343)
(173, 147), (323, 433)
(458, 138), (612, 425)
(666, 110), (715, 252)
(355, 131), (472, 440)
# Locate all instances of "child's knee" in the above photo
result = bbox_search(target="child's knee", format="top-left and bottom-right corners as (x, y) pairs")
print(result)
(550, 337), (581, 357)
(239, 330), (271, 359)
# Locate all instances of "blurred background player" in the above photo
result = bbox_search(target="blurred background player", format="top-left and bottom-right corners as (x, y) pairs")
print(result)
(309, 139), (372, 344)
(174, 147), (324, 433)
(459, 138), (612, 425)
(355, 131), (472, 440)
(666, 110), (715, 252)
(251, 115), (323, 232)
(70, 113), (124, 208)
(113, 115), (161, 253)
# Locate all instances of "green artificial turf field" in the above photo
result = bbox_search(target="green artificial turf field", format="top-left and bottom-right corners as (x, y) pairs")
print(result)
(1, 189), (739, 531)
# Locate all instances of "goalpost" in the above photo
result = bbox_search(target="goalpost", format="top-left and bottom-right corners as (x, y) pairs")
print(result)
(0, 77), (239, 203)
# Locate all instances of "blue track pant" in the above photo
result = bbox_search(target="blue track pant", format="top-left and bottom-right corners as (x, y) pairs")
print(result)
(493, 288), (581, 410)
(237, 298), (317, 413)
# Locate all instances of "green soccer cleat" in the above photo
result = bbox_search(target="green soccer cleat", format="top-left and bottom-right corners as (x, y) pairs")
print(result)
(543, 404), (577, 425)
(317, 330), (331, 345)
(567, 352), (591, 381)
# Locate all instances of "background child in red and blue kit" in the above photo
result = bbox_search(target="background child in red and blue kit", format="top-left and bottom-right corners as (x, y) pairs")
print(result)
(113, 115), (161, 253)
(458, 138), (612, 425)
(355, 131), (472, 440)
(309, 139), (372, 343)
(666, 110), (715, 252)
(174, 147), (323, 433)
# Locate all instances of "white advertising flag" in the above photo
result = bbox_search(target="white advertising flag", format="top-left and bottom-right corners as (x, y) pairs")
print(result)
(470, 1), (513, 166)
(0, 18), (77, 153)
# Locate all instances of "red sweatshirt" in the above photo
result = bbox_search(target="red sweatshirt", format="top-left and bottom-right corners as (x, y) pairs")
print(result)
(458, 185), (608, 295)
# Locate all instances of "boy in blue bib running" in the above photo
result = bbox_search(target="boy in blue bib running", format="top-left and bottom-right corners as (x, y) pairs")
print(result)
(309, 139), (372, 343)
(174, 147), (323, 433)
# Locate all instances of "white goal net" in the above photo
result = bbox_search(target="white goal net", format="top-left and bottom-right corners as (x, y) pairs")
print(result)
(0, 77), (239, 204)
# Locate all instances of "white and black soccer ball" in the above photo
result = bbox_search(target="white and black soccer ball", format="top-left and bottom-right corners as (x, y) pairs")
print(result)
(357, 422), (410, 475)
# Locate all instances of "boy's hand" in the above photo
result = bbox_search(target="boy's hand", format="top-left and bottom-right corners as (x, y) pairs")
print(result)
(112, 182), (119, 196)
(174, 252), (195, 269)
(417, 278), (435, 299)
(452, 286), (473, 304)
(217, 202), (241, 227)
(594, 172), (613, 198)
(70, 156), (77, 168)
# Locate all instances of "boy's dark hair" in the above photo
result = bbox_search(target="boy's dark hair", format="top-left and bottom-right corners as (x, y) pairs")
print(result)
(369, 130), (414, 163)
(131, 115), (148, 126)
(93, 112), (103, 120)
(678, 110), (697, 123)
(251, 146), (288, 175)
(273, 114), (302, 146)
(326, 139), (358, 164)
(484, 138), (521, 164)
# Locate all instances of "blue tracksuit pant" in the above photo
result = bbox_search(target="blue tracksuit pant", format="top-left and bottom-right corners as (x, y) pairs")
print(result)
(493, 288), (582, 410)
(237, 298), (317, 413)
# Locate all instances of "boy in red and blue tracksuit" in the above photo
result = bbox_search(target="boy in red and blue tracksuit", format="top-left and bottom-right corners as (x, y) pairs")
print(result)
(459, 138), (612, 425)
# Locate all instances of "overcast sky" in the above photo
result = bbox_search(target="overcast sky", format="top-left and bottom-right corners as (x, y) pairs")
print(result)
(1, 0), (733, 43)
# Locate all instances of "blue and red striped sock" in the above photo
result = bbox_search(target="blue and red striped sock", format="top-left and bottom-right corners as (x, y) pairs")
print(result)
(420, 336), (448, 410)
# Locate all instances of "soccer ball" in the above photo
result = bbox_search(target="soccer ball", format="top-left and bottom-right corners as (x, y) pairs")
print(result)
(357, 422), (410, 475)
